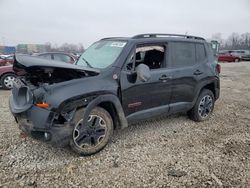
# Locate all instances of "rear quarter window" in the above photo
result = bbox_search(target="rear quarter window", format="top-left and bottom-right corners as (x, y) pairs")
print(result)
(195, 43), (206, 62)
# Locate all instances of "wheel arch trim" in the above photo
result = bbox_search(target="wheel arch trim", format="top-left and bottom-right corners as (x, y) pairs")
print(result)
(193, 78), (220, 105)
(82, 94), (128, 129)
(0, 72), (16, 79)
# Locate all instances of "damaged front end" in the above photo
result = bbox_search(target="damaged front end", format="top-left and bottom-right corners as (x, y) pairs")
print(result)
(9, 55), (100, 146)
(13, 54), (99, 86)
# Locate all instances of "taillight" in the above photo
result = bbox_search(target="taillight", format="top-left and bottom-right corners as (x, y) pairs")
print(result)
(216, 64), (221, 74)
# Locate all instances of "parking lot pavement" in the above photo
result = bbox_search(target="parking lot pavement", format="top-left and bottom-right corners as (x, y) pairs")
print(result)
(0, 62), (250, 187)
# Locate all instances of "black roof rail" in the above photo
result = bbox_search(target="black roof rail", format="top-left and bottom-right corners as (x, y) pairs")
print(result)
(132, 33), (205, 41)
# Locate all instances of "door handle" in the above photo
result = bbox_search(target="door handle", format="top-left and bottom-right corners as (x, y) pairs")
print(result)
(159, 75), (171, 81)
(193, 70), (203, 75)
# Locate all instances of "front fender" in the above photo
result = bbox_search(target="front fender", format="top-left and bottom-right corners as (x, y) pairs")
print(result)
(82, 94), (128, 129)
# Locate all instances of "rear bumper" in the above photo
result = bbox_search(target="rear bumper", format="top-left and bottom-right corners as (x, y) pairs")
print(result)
(215, 87), (220, 100)
(9, 95), (73, 146)
(215, 78), (220, 100)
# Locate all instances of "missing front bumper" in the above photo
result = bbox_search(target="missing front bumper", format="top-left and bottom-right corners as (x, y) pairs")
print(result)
(12, 106), (74, 147)
(16, 117), (74, 146)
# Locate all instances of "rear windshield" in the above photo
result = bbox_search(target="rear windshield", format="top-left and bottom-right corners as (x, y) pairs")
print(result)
(76, 40), (126, 69)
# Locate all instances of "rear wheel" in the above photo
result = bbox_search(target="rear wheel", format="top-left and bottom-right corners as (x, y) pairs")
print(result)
(234, 58), (240, 62)
(188, 89), (215, 122)
(0, 73), (16, 90)
(70, 107), (114, 155)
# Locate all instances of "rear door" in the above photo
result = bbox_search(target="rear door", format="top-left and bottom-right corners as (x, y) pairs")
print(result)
(220, 54), (228, 61)
(226, 54), (234, 62)
(168, 42), (207, 112)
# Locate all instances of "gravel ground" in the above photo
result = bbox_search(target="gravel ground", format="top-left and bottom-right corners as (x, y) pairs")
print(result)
(0, 62), (250, 188)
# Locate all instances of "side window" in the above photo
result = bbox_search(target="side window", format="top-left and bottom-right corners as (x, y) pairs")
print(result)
(6, 56), (14, 60)
(125, 45), (166, 71)
(53, 54), (71, 63)
(170, 42), (195, 68)
(39, 54), (52, 60)
(196, 43), (206, 62)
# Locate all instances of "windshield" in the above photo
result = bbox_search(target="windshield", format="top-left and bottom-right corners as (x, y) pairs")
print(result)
(76, 40), (127, 69)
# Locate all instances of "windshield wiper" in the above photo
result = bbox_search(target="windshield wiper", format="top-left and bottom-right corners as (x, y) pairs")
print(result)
(81, 57), (93, 68)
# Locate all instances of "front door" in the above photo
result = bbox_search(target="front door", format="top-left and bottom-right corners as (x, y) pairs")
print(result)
(120, 44), (172, 117)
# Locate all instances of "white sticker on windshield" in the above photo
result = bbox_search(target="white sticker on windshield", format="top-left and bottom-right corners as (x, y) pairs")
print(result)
(110, 42), (126, 48)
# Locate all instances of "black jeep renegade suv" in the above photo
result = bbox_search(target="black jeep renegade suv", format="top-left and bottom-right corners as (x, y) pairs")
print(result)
(9, 34), (220, 155)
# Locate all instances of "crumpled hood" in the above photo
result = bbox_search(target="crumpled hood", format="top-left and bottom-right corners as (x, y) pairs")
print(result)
(13, 54), (100, 74)
(12, 54), (100, 86)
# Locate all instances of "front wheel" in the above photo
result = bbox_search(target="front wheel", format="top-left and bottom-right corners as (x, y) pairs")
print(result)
(0, 73), (16, 90)
(70, 107), (114, 155)
(188, 89), (215, 122)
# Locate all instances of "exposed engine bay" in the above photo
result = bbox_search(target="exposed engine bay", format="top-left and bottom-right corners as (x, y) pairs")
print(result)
(20, 67), (96, 86)
(13, 54), (100, 86)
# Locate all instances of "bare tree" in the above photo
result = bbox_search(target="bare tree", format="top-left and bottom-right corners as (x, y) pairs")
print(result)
(240, 33), (250, 49)
(227, 33), (241, 49)
(211, 33), (223, 44)
(212, 32), (250, 50)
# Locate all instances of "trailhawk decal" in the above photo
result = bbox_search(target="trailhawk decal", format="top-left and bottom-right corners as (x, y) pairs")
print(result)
(128, 102), (142, 108)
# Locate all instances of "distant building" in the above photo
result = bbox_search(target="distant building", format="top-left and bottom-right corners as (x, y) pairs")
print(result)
(0, 46), (16, 55)
(16, 44), (50, 54)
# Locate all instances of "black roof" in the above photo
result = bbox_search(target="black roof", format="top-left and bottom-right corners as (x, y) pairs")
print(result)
(101, 33), (206, 43)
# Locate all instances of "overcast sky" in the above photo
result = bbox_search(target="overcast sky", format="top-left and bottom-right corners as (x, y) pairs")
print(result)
(0, 0), (249, 47)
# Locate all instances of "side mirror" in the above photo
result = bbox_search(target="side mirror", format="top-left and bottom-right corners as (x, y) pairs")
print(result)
(136, 64), (151, 82)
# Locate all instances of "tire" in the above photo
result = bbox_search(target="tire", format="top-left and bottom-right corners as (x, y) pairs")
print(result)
(234, 58), (240, 63)
(0, 73), (16, 90)
(188, 89), (215, 122)
(70, 107), (114, 156)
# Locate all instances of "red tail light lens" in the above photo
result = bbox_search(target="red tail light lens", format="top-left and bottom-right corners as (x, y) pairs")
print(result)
(216, 64), (221, 74)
